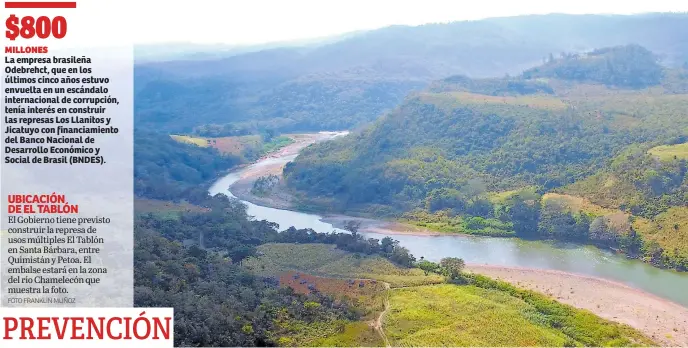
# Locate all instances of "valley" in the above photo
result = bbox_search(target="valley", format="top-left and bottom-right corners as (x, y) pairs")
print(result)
(209, 133), (688, 346)
(284, 45), (688, 273)
(131, 13), (688, 347)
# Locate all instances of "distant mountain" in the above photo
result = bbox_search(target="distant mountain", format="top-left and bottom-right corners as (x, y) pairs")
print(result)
(523, 45), (665, 88)
(133, 31), (365, 63)
(283, 46), (688, 271)
(135, 13), (688, 133)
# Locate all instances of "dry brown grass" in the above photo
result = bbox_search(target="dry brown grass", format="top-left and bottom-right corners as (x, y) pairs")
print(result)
(542, 193), (619, 216)
(418, 92), (568, 111)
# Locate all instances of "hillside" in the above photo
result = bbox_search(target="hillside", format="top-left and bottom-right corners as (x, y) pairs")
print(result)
(284, 46), (688, 271)
(243, 243), (654, 347)
(135, 13), (688, 134)
(134, 131), (242, 201)
(131, 101), (672, 346)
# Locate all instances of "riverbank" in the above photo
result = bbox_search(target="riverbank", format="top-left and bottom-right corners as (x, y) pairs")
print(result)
(230, 132), (347, 210)
(229, 142), (513, 238)
(466, 264), (688, 346)
(229, 150), (452, 237)
(216, 132), (688, 346)
(322, 215), (445, 236)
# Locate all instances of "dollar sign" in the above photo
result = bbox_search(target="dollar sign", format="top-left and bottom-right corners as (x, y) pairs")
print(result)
(5, 14), (19, 40)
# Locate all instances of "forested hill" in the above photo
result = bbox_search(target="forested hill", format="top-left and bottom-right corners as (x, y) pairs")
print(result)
(283, 46), (688, 271)
(135, 13), (688, 134)
(134, 131), (241, 201)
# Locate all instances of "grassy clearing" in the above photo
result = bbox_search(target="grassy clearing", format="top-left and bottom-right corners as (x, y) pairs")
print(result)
(170, 134), (209, 147)
(463, 274), (655, 346)
(244, 243), (444, 287)
(401, 210), (515, 237)
(249, 245), (393, 347)
(262, 136), (295, 154)
(406, 217), (514, 237)
(419, 92), (568, 111)
(248, 243), (654, 346)
(307, 321), (383, 347)
(386, 284), (566, 346)
(170, 134), (263, 155)
(563, 172), (640, 210)
(386, 282), (654, 347)
(275, 319), (383, 347)
(543, 193), (618, 217)
(648, 143), (688, 162)
(170, 134), (296, 157)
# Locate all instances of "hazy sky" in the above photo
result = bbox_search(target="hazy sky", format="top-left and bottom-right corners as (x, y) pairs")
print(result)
(125, 0), (687, 45)
(11, 0), (688, 48)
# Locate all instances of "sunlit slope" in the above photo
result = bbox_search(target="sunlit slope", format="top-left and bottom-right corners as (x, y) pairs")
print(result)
(285, 79), (688, 209)
(245, 243), (655, 347)
(284, 46), (688, 270)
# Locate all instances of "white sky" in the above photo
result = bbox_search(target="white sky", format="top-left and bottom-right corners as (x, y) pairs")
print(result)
(3, 0), (688, 47)
(111, 0), (688, 45)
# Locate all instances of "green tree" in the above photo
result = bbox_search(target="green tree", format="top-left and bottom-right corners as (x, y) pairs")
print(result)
(417, 260), (440, 276)
(440, 257), (466, 280)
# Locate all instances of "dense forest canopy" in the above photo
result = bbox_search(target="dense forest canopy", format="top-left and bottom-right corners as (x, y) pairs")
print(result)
(134, 131), (241, 200)
(284, 46), (688, 271)
(523, 45), (664, 88)
(134, 13), (688, 134)
(132, 129), (423, 346)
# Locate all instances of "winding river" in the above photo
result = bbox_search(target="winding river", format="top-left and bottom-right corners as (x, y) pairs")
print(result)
(209, 152), (688, 307)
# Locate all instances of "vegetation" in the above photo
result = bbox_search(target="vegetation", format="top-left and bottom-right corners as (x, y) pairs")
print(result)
(401, 210), (515, 237)
(251, 174), (280, 196)
(262, 136), (295, 154)
(132, 160), (654, 346)
(169, 133), (295, 161)
(133, 130), (399, 346)
(462, 274), (654, 346)
(132, 167), (435, 347)
(134, 194), (366, 346)
(385, 284), (651, 347)
(648, 142), (688, 162)
(632, 207), (688, 269)
(170, 134), (209, 147)
(245, 243), (443, 288)
(523, 45), (664, 88)
(284, 46), (688, 271)
(134, 131), (241, 201)
(275, 319), (383, 347)
(242, 242), (653, 347)
(129, 17), (688, 345)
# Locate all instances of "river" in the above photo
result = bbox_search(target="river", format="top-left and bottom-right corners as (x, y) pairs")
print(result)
(209, 152), (688, 307)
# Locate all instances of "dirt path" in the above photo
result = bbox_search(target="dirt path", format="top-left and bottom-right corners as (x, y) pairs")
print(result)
(227, 132), (688, 346)
(371, 282), (391, 347)
(467, 264), (688, 346)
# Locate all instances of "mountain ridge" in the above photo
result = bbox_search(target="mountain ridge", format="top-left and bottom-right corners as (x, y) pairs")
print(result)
(135, 13), (688, 133)
(283, 46), (688, 271)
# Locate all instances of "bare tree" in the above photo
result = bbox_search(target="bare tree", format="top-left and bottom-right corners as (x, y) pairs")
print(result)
(343, 220), (362, 237)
